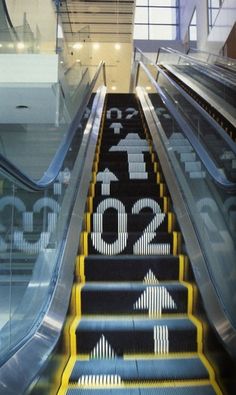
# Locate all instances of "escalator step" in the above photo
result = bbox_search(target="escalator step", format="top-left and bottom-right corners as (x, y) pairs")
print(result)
(69, 357), (209, 383)
(82, 255), (180, 282)
(90, 182), (165, 197)
(76, 317), (197, 355)
(84, 231), (176, 255)
(80, 282), (188, 315)
(89, 196), (169, 214)
(87, 213), (174, 233)
(66, 386), (218, 395)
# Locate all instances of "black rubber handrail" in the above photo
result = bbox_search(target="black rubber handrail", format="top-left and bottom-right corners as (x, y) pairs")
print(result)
(134, 58), (236, 192)
(0, 61), (106, 191)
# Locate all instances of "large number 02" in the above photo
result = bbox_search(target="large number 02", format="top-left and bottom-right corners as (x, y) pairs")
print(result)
(91, 198), (128, 255)
(132, 198), (166, 255)
(92, 198), (168, 255)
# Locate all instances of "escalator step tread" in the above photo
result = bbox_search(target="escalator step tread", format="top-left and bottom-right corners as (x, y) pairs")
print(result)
(69, 357), (209, 382)
(66, 387), (217, 395)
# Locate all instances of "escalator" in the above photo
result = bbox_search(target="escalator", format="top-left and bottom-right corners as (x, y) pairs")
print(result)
(154, 48), (236, 140)
(57, 94), (223, 395)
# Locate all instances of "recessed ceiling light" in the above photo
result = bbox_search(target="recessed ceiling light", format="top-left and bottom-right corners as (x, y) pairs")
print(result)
(17, 42), (25, 49)
(146, 86), (151, 91)
(73, 43), (83, 50)
(93, 43), (100, 50)
(115, 43), (121, 50)
(111, 86), (117, 91)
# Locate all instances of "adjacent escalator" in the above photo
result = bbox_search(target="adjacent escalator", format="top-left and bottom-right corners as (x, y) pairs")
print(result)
(58, 94), (223, 395)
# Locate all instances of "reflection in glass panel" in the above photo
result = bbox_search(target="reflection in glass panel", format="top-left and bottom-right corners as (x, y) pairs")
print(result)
(149, 24), (176, 40)
(134, 24), (149, 39)
(134, 7), (149, 24)
(149, 7), (176, 24)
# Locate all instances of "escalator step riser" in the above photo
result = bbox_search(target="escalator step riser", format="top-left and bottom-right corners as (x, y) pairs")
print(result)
(82, 255), (180, 282)
(88, 197), (169, 214)
(90, 183), (166, 198)
(76, 319), (197, 355)
(80, 284), (188, 315)
(96, 152), (156, 162)
(94, 162), (158, 173)
(95, 172), (158, 182)
(83, 232), (176, 256)
(87, 213), (174, 233)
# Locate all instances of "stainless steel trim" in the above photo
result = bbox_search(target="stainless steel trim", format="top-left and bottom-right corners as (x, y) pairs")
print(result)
(0, 85), (107, 395)
(136, 85), (236, 359)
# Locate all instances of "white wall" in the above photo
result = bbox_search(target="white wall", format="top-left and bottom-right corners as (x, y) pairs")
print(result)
(0, 54), (58, 83)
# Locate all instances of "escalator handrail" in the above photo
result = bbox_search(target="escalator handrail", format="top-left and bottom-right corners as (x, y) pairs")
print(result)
(156, 47), (236, 87)
(135, 60), (236, 192)
(0, 60), (106, 192)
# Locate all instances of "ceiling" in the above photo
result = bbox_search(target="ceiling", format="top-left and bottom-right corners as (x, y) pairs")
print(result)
(59, 0), (136, 43)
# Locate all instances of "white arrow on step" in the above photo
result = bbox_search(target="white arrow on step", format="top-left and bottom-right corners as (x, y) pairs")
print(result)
(96, 168), (118, 195)
(143, 269), (159, 284)
(133, 286), (176, 317)
(109, 134), (149, 180)
(109, 122), (123, 134)
(90, 334), (116, 359)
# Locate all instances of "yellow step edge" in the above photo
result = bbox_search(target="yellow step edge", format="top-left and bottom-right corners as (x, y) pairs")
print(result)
(198, 353), (223, 395)
(57, 355), (77, 395)
(178, 254), (185, 281)
(68, 379), (212, 389)
(163, 196), (169, 213)
(85, 213), (91, 233)
(180, 280), (193, 316)
(92, 162), (98, 173)
(167, 212), (174, 233)
(89, 183), (95, 198)
(159, 182), (165, 197)
(70, 316), (81, 355)
(79, 232), (88, 256)
(69, 283), (77, 315)
(76, 255), (85, 282)
(172, 231), (181, 256)
(87, 197), (93, 213)
(91, 172), (97, 183)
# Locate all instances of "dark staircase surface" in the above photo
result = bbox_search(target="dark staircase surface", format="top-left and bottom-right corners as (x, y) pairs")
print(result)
(58, 94), (223, 395)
